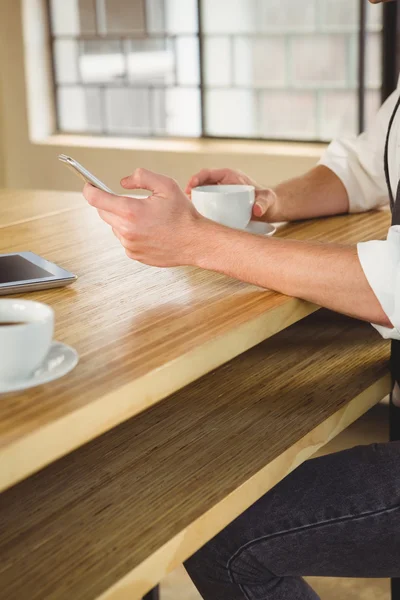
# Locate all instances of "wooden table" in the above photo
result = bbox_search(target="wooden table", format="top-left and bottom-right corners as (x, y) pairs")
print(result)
(0, 189), (392, 599)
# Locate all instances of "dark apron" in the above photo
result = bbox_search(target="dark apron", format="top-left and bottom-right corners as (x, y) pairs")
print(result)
(368, 97), (400, 599)
(384, 95), (400, 443)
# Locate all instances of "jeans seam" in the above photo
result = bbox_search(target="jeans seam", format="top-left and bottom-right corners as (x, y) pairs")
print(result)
(228, 570), (251, 600)
(226, 502), (400, 590)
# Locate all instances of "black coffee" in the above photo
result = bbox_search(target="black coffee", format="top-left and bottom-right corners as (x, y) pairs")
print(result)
(0, 322), (26, 326)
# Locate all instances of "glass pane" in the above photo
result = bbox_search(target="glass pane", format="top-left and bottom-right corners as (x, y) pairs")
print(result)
(104, 0), (146, 34)
(366, 32), (382, 88)
(84, 88), (104, 132)
(105, 88), (151, 134)
(259, 91), (316, 139)
(50, 0), (97, 35)
(50, 0), (80, 35)
(233, 37), (286, 88)
(78, 0), (97, 33)
(146, 0), (166, 33)
(205, 89), (256, 137)
(319, 0), (358, 30)
(201, 0), (256, 34)
(151, 88), (168, 134)
(256, 0), (316, 32)
(319, 91), (357, 140)
(54, 40), (79, 84)
(291, 35), (348, 86)
(204, 37), (232, 87)
(57, 86), (87, 132)
(166, 0), (198, 34)
(175, 36), (200, 86)
(57, 86), (102, 132)
(166, 88), (201, 136)
(80, 40), (125, 84)
(367, 0), (383, 30)
(127, 39), (174, 84)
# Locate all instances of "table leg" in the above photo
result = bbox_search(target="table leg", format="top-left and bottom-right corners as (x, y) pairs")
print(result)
(390, 393), (400, 600)
(392, 579), (400, 600)
(143, 586), (160, 600)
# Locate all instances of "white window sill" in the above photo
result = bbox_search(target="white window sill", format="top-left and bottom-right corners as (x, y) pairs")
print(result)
(36, 134), (326, 159)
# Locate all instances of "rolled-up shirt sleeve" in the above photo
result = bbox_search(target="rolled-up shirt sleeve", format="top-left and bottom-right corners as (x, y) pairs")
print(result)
(319, 83), (400, 339)
(319, 88), (398, 213)
(358, 227), (400, 340)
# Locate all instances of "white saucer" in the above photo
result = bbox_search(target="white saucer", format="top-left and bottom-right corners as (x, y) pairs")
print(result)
(0, 341), (79, 394)
(242, 221), (276, 236)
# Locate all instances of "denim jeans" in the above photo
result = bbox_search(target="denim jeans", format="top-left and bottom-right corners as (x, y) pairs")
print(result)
(185, 442), (400, 599)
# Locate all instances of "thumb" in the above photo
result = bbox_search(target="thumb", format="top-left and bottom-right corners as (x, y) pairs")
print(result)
(253, 189), (277, 218)
(121, 168), (176, 195)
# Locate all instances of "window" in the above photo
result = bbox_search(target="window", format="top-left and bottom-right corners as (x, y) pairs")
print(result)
(48, 0), (382, 141)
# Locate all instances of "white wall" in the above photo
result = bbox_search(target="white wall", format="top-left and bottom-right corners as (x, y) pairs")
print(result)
(0, 78), (5, 189)
(0, 10), (7, 191)
(0, 0), (323, 193)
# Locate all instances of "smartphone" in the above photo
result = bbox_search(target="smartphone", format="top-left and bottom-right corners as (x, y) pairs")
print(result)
(58, 154), (114, 194)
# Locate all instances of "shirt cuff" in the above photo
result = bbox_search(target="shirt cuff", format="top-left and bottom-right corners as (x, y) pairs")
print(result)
(371, 323), (400, 340)
(319, 138), (389, 213)
(319, 140), (365, 213)
(357, 225), (400, 340)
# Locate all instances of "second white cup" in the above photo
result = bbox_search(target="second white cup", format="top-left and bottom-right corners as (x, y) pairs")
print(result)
(0, 299), (54, 382)
(191, 185), (255, 230)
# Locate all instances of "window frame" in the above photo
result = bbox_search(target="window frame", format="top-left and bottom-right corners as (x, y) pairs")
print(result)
(46, 0), (385, 144)
(382, 0), (399, 103)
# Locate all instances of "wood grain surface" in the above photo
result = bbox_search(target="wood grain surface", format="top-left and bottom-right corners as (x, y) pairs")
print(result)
(0, 190), (391, 493)
(0, 189), (84, 228)
(0, 311), (390, 600)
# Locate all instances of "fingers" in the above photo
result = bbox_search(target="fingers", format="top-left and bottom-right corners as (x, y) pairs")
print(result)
(120, 167), (177, 194)
(112, 227), (128, 249)
(97, 209), (124, 230)
(185, 168), (229, 195)
(84, 183), (137, 218)
(253, 189), (276, 218)
(111, 224), (138, 259)
(112, 226), (134, 257)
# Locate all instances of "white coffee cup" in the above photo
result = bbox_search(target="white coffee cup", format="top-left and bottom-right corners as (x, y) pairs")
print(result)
(191, 185), (255, 229)
(0, 299), (54, 382)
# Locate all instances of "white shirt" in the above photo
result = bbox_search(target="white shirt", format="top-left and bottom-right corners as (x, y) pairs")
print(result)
(319, 77), (400, 340)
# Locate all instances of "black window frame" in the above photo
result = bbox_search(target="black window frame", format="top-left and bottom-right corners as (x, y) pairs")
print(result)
(47, 0), (390, 142)
(382, 0), (400, 103)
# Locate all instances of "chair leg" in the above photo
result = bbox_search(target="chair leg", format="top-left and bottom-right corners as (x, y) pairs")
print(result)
(390, 394), (400, 599)
(143, 586), (160, 600)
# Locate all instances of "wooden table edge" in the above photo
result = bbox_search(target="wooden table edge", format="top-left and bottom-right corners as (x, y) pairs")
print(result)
(96, 374), (391, 600)
(0, 299), (318, 493)
(0, 204), (86, 230)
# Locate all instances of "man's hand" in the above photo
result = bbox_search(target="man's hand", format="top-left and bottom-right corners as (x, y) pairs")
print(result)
(83, 168), (209, 267)
(83, 165), (388, 329)
(185, 168), (278, 220)
(186, 166), (350, 223)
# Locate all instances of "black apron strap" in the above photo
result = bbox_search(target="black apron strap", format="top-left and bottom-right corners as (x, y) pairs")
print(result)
(384, 94), (400, 214)
(382, 90), (400, 600)
(392, 180), (400, 227)
(384, 92), (400, 449)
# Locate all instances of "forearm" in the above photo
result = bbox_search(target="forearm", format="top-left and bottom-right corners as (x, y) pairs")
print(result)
(194, 221), (391, 328)
(262, 165), (350, 222)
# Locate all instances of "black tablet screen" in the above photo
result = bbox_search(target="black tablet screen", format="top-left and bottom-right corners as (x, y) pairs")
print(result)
(0, 255), (52, 284)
